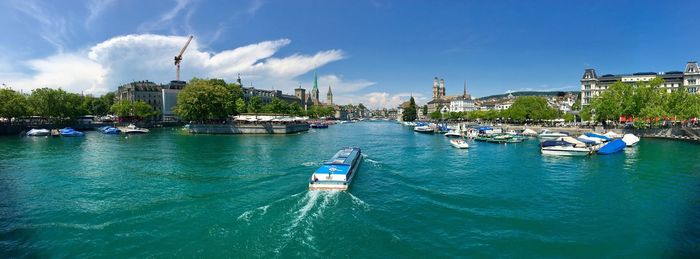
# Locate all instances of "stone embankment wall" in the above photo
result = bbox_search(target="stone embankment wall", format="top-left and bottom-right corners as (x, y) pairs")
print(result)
(187, 123), (310, 134)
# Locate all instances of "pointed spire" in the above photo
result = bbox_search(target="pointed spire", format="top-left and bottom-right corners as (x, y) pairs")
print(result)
(312, 72), (318, 90)
(327, 84), (332, 94)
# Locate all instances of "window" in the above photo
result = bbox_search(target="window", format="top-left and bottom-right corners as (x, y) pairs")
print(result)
(690, 87), (698, 93)
(584, 84), (590, 90)
(688, 79), (697, 85)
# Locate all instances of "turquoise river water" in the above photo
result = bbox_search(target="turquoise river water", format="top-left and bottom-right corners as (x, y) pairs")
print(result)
(1, 122), (700, 257)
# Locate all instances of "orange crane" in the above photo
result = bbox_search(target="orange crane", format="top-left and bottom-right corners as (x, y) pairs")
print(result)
(174, 35), (194, 81)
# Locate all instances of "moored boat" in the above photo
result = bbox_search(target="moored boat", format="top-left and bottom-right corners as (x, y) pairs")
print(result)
(59, 127), (85, 137)
(584, 132), (611, 142)
(449, 139), (469, 149)
(538, 130), (568, 141)
(444, 131), (461, 137)
(26, 128), (50, 136)
(541, 145), (591, 156)
(102, 126), (121, 134)
(124, 124), (149, 134)
(309, 147), (363, 191)
(414, 125), (434, 133)
(310, 123), (329, 128)
(597, 139), (626, 155)
(621, 134), (640, 146)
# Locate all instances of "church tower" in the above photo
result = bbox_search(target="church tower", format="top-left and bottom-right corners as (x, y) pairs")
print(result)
(311, 72), (320, 104)
(439, 78), (446, 98)
(432, 77), (439, 99)
(463, 80), (470, 99)
(295, 85), (306, 107)
(327, 85), (333, 105)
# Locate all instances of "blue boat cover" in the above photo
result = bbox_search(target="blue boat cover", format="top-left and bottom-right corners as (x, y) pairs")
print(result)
(597, 139), (625, 155)
(585, 132), (611, 141)
(541, 140), (571, 147)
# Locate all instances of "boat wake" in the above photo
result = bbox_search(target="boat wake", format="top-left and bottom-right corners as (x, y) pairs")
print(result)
(362, 154), (383, 168)
(274, 191), (340, 253)
(237, 192), (304, 222)
(301, 161), (323, 167)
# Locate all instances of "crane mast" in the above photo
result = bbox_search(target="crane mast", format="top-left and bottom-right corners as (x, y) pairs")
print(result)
(174, 35), (193, 81)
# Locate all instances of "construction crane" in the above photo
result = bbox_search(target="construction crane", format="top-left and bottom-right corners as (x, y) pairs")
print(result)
(174, 35), (194, 81)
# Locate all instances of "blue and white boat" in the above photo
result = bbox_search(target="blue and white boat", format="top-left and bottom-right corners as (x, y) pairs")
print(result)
(102, 126), (121, 134)
(309, 147), (363, 191)
(59, 127), (85, 137)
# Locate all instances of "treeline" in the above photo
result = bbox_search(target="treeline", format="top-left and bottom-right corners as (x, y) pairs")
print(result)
(585, 77), (700, 127)
(174, 78), (356, 122)
(0, 88), (117, 123)
(405, 96), (563, 123)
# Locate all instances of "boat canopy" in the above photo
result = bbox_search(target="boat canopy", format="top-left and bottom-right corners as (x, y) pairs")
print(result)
(324, 148), (360, 166)
(559, 137), (587, 148)
(584, 132), (611, 141)
(541, 140), (571, 147)
(576, 137), (597, 145)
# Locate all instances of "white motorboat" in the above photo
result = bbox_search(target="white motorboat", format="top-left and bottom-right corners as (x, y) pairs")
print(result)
(538, 129), (568, 141)
(604, 131), (621, 139)
(577, 134), (603, 144)
(541, 145), (591, 156)
(450, 139), (469, 149)
(26, 128), (50, 136)
(444, 131), (461, 137)
(522, 128), (538, 137)
(621, 134), (640, 146)
(124, 124), (149, 134)
(414, 125), (434, 133)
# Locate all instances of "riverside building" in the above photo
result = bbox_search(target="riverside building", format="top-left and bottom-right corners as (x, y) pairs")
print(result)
(580, 61), (700, 106)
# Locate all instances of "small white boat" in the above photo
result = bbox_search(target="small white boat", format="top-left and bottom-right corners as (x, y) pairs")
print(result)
(124, 124), (149, 134)
(621, 134), (640, 146)
(450, 139), (469, 149)
(444, 131), (461, 137)
(541, 145), (591, 156)
(538, 130), (568, 141)
(26, 128), (50, 136)
(522, 128), (538, 137)
(577, 134), (603, 144)
(414, 125), (434, 133)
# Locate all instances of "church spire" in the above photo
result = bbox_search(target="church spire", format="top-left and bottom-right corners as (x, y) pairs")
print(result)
(326, 85), (333, 105)
(312, 72), (318, 91)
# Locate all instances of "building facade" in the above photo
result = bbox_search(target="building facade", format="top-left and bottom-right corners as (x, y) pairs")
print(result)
(117, 80), (163, 116)
(581, 61), (699, 106)
(449, 82), (476, 112)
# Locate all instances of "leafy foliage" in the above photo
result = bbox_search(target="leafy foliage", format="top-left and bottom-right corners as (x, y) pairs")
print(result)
(175, 79), (234, 121)
(402, 97), (417, 121)
(0, 89), (29, 119)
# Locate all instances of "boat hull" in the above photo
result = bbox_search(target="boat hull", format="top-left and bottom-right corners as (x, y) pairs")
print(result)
(450, 140), (469, 149)
(541, 147), (590, 156)
(26, 129), (50, 136)
(597, 139), (626, 155)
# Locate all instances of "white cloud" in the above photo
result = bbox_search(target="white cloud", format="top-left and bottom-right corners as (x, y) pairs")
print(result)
(315, 75), (375, 94)
(5, 34), (348, 96)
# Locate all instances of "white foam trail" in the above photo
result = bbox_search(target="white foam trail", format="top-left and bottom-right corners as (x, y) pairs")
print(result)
(236, 192), (304, 222)
(348, 193), (370, 211)
(274, 191), (340, 254)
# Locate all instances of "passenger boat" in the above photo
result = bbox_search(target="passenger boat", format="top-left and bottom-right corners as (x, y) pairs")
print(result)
(310, 123), (328, 128)
(26, 128), (50, 136)
(597, 139), (626, 155)
(124, 124), (149, 134)
(538, 130), (568, 141)
(59, 127), (85, 137)
(540, 140), (591, 156)
(449, 139), (469, 149)
(102, 126), (121, 134)
(309, 147), (363, 191)
(621, 134), (640, 146)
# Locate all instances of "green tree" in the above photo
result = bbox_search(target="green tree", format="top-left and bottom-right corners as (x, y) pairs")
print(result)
(110, 100), (133, 118)
(235, 98), (246, 114)
(175, 79), (234, 121)
(289, 102), (304, 116)
(563, 113), (575, 122)
(402, 96), (417, 122)
(28, 88), (83, 122)
(429, 110), (442, 120)
(506, 96), (558, 123)
(421, 105), (428, 116)
(248, 96), (263, 114)
(267, 97), (290, 114)
(0, 89), (29, 120)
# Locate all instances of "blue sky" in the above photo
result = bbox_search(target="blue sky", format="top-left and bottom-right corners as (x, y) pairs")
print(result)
(1, 0), (699, 108)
